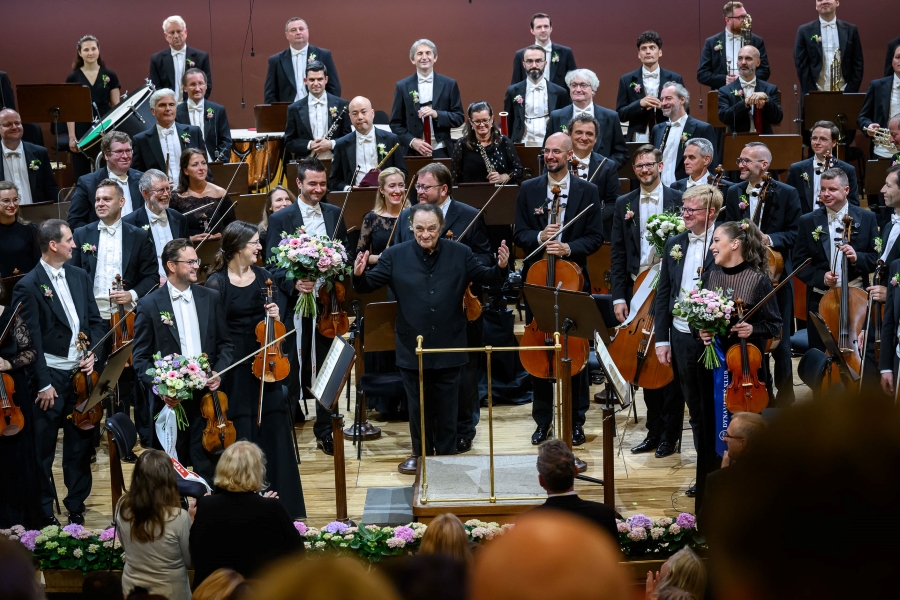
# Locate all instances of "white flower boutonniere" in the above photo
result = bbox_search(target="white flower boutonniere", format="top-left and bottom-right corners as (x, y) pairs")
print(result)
(811, 34), (822, 43)
(308, 53), (317, 63)
(101, 74), (110, 88)
(811, 226), (824, 242)
(739, 195), (749, 211)
(81, 243), (96, 255)
(552, 52), (559, 64)
(731, 89), (744, 97)
(514, 94), (523, 104)
(875, 237), (883, 254)
(801, 172), (810, 187)
(160, 311), (175, 327)
(410, 90), (419, 104)
(624, 203), (634, 222)
(41, 284), (53, 301)
(377, 143), (387, 159)
(714, 40), (723, 52)
(670, 244), (683, 263)
(329, 106), (338, 117)
(142, 224), (150, 231)
(28, 159), (40, 171)
(180, 132), (190, 144)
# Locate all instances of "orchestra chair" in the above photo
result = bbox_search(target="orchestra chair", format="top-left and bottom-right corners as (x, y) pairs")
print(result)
(105, 411), (137, 514)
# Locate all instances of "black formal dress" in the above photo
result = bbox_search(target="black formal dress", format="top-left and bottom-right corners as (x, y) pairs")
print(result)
(175, 100), (232, 162)
(793, 19), (865, 94)
(717, 79), (783, 134)
(536, 494), (618, 540)
(390, 73), (464, 157)
(0, 220), (40, 278)
(65, 67), (120, 178)
(264, 46), (341, 103)
(0, 307), (40, 529)
(510, 44), (577, 90)
(170, 193), (234, 238)
(450, 136), (522, 184)
(616, 67), (685, 142)
(204, 267), (306, 519)
(545, 104), (628, 169)
(149, 46), (212, 100)
(697, 32), (771, 89)
(67, 167), (144, 231)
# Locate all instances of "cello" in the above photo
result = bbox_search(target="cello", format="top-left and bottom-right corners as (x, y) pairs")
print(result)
(71, 333), (102, 431)
(200, 353), (236, 454)
(253, 279), (290, 425)
(520, 186), (589, 378)
(750, 172), (785, 283)
(316, 169), (358, 338)
(0, 302), (24, 436)
(724, 299), (768, 413)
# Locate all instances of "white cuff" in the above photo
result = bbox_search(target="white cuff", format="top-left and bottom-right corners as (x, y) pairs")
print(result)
(537, 232), (543, 245)
(39, 384), (51, 393)
(307, 141), (313, 150)
(129, 290), (138, 303)
(330, 139), (336, 150)
(656, 341), (670, 347)
(613, 299), (626, 305)
(881, 370), (893, 374)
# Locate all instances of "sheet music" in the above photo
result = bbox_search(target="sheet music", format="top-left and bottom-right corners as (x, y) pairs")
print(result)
(310, 336), (347, 401)
(595, 331), (631, 407)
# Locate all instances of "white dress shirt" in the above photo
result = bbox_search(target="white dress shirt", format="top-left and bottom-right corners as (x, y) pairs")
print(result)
(538, 40), (553, 81)
(826, 204), (850, 287)
(108, 171), (133, 217)
(725, 30), (741, 76)
(642, 66), (661, 99)
(876, 75), (900, 159)
(816, 17), (844, 91)
(574, 154), (590, 180)
(353, 129), (378, 188)
(686, 170), (710, 188)
(416, 73), (442, 151)
(536, 173), (571, 244)
(524, 77), (549, 147)
(157, 124), (181, 182)
(300, 201), (326, 236)
(639, 182), (664, 270)
(93, 220), (134, 319)
(186, 99), (211, 161)
(748, 182), (763, 224)
(1, 142), (33, 205)
(40, 260), (81, 375)
(740, 77), (758, 133)
(292, 46), (309, 101)
(171, 48), (185, 101)
(661, 115), (688, 186)
(674, 225), (715, 334)
(146, 206), (174, 276)
(882, 214), (900, 261)
(307, 93), (334, 158)
(168, 282), (202, 358)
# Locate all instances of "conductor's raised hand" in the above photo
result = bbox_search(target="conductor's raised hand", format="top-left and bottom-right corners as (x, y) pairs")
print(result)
(354, 251), (370, 276)
(496, 241), (510, 269)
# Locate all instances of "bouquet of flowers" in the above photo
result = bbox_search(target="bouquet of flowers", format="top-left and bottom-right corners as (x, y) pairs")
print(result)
(145, 352), (210, 429)
(645, 212), (686, 259)
(270, 227), (352, 317)
(672, 285), (735, 368)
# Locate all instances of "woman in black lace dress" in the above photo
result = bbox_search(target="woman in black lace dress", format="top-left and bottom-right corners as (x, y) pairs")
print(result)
(205, 221), (305, 518)
(450, 101), (522, 185)
(170, 148), (234, 243)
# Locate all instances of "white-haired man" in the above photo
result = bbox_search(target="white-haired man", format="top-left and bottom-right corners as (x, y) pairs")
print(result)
(131, 89), (205, 182)
(149, 15), (211, 102)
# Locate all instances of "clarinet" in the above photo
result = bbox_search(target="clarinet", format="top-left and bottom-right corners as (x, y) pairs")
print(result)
(311, 106), (348, 157)
(658, 122), (673, 156)
(477, 141), (496, 175)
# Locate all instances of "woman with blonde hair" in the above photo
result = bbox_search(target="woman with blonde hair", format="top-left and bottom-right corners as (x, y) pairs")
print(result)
(646, 546), (706, 600)
(419, 513), (473, 566)
(191, 568), (246, 600)
(356, 166), (406, 268)
(189, 441), (303, 587)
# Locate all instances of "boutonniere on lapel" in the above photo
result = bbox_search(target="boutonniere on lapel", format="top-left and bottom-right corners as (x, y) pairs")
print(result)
(560, 125), (568, 133)
(186, 58), (196, 68)
(739, 194), (749, 211)
(180, 132), (190, 144)
(142, 224), (150, 231)
(630, 82), (642, 94)
(811, 226), (824, 242)
(811, 34), (822, 44)
(101, 74), (110, 88)
(410, 90), (419, 104)
(874, 237), (883, 254)
(714, 40), (723, 52)
(893, 152), (900, 166)
(160, 311), (175, 327)
(892, 273), (900, 287)
(551, 52), (559, 64)
(40, 284), (53, 301)
(670, 244), (683, 263)
(377, 143), (387, 159)
(680, 132), (691, 146)
(81, 243), (96, 256)
(205, 107), (214, 121)
(624, 202), (634, 222)
(28, 159), (40, 171)
(731, 89), (744, 97)
(308, 53), (317, 63)
(514, 94), (524, 104)
(329, 106), (338, 118)
(801, 172), (811, 187)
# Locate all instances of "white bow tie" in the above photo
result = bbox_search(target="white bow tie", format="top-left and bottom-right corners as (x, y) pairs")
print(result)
(98, 223), (118, 235)
(418, 77), (433, 85)
(150, 212), (168, 226)
(311, 99), (325, 107)
(643, 71), (659, 80)
(188, 105), (203, 113)
(549, 179), (567, 190)
(828, 211), (844, 223)
(160, 127), (175, 137)
(304, 205), (322, 217)
(532, 82), (545, 91)
(686, 179), (700, 188)
(821, 21), (835, 29)
(641, 193), (657, 203)
(688, 232), (708, 245)
(4, 151), (19, 158)
(357, 135), (373, 144)
(172, 290), (191, 303)
(52, 270), (65, 281)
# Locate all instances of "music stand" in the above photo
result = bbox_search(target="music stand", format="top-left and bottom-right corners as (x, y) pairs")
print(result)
(0, 275), (23, 307)
(403, 156), (451, 184)
(514, 144), (542, 179)
(208, 162), (249, 196)
(254, 103), (289, 133)
(451, 185), (518, 227)
(865, 159), (893, 196)
(808, 312), (860, 385)
(17, 84), (93, 186)
(77, 341), (133, 414)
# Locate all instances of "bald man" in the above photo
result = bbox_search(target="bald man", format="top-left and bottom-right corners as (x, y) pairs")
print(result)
(329, 96), (406, 191)
(717, 45), (783, 134)
(470, 511), (628, 600)
(0, 108), (58, 204)
(514, 132), (603, 446)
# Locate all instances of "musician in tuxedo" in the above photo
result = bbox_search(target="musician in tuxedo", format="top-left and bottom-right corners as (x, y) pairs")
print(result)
(877, 166), (900, 395)
(175, 69), (231, 163)
(390, 40), (464, 158)
(793, 168), (878, 354)
(132, 89), (206, 183)
(149, 16), (211, 102)
(510, 13), (577, 90)
(609, 144), (684, 456)
(124, 170), (190, 280)
(697, 1), (770, 89)
(12, 219), (105, 525)
(330, 96), (406, 191)
(132, 239), (233, 482)
(670, 138), (733, 193)
(0, 70), (13, 109)
(886, 36), (900, 78)
(264, 158), (348, 455)
(793, 0), (864, 94)
(785, 121), (859, 213)
(264, 17), (341, 103)
(514, 133), (603, 446)
(395, 162), (492, 453)
(0, 109), (58, 204)
(545, 69), (627, 168)
(353, 202), (509, 472)
(67, 131), (143, 230)
(283, 61), (350, 162)
(567, 114), (620, 241)
(717, 46), (782, 134)
(505, 46), (569, 147)
(858, 46), (900, 160)
(616, 31), (685, 143)
(722, 142), (799, 404)
(651, 83), (717, 186)
(655, 185), (722, 509)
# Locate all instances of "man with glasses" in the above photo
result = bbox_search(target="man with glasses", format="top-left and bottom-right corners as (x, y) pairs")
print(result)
(330, 96), (405, 191)
(124, 169), (190, 281)
(133, 238), (233, 482)
(717, 46), (782, 134)
(68, 131), (143, 230)
(149, 15), (211, 102)
(515, 132), (603, 447)
(698, 1), (770, 90)
(610, 144), (684, 458)
(0, 109), (58, 205)
(504, 46), (570, 146)
(723, 142), (801, 406)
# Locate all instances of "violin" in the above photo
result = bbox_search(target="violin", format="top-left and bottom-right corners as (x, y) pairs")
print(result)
(820, 214), (868, 389)
(707, 165), (725, 188)
(520, 186), (589, 378)
(71, 333), (102, 431)
(815, 149), (834, 176)
(445, 229), (483, 321)
(317, 281), (351, 337)
(110, 274), (134, 364)
(750, 172), (785, 284)
(200, 353), (236, 454)
(253, 279), (290, 425)
(724, 299), (768, 413)
(0, 303), (24, 436)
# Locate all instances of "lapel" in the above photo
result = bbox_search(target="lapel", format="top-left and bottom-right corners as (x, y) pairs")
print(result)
(670, 233), (686, 286)
(431, 75), (444, 110)
(811, 21), (824, 60)
(802, 159), (816, 209)
(147, 127), (166, 174)
(885, 221), (900, 264)
(166, 208), (181, 238)
(548, 44), (557, 83)
(443, 199), (462, 237)
(127, 171), (143, 211)
(813, 209), (830, 262)
(280, 49), (296, 92)
(630, 190), (643, 252)
(286, 201), (306, 234)
(345, 132), (358, 176)
(154, 288), (181, 349)
(712, 35), (726, 73)
(121, 222), (135, 275)
(322, 204), (336, 239)
(547, 84), (559, 112)
(203, 103), (215, 142)
(633, 69), (645, 99)
(298, 97), (312, 135)
(193, 285), (209, 348)
(514, 81), (527, 126)
(35, 266), (72, 330)
(562, 178), (584, 242)
(23, 143), (37, 191)
(163, 51), (176, 89)
(736, 181), (751, 220)
(63, 265), (84, 327)
(837, 20), (848, 55)
(174, 123), (191, 151)
(82, 225), (100, 275)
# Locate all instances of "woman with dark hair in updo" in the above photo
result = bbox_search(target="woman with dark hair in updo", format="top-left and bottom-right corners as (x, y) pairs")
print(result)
(203, 220), (305, 519)
(170, 148), (232, 242)
(450, 101), (522, 184)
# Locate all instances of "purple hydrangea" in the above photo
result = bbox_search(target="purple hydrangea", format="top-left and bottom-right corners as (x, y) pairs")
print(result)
(323, 521), (349, 535)
(392, 526), (415, 543)
(98, 527), (118, 542)
(19, 530), (40, 551)
(294, 521), (307, 535)
(63, 524), (85, 537)
(629, 514), (653, 529)
(675, 513), (696, 530)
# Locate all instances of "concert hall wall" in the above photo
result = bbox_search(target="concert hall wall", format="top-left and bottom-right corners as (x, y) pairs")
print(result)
(1, 1), (892, 134)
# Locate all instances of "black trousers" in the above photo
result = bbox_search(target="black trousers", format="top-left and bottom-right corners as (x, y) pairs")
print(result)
(456, 317), (483, 440)
(34, 367), (94, 516)
(671, 330), (721, 513)
(400, 366), (460, 456)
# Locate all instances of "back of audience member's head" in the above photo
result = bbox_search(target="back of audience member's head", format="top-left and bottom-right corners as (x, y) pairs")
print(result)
(0, 538), (44, 600)
(380, 554), (467, 600)
(536, 439), (576, 494)
(82, 571), (123, 600)
(418, 513), (472, 566)
(470, 511), (627, 600)
(656, 547), (705, 600)
(251, 555), (399, 600)
(215, 440), (267, 493)
(192, 568), (245, 600)
(708, 396), (900, 599)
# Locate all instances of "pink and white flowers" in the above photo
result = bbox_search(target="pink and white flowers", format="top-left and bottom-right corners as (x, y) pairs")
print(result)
(672, 285), (735, 368)
(270, 226), (351, 317)
(616, 512), (698, 558)
(145, 352), (210, 429)
(514, 94), (524, 104)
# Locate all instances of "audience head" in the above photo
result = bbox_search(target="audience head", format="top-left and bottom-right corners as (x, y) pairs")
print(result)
(738, 142), (770, 182)
(73, 34), (105, 70)
(530, 13), (552, 42)
(410, 202), (445, 253)
(140, 169), (172, 212)
(632, 144), (663, 188)
(410, 39), (438, 73)
(683, 139), (715, 178)
(162, 238), (199, 285)
(101, 131), (134, 176)
(38, 219), (74, 262)
(162, 15), (188, 50)
(708, 396), (900, 599)
(95, 178), (125, 224)
(660, 83), (689, 120)
(252, 555), (400, 600)
(0, 109), (24, 146)
(737, 45), (760, 79)
(82, 571), (123, 600)
(536, 439), (576, 494)
(0, 181), (25, 225)
(723, 2), (748, 32)
(819, 166), (850, 210)
(348, 96), (374, 135)
(415, 162), (452, 205)
(464, 101), (500, 147)
(565, 69), (599, 105)
(375, 166), (406, 214)
(522, 45), (546, 83)
(882, 165), (900, 208)
(419, 513), (473, 566)
(470, 511), (628, 600)
(215, 441), (268, 493)
(567, 113), (600, 156)
(177, 148), (208, 193)
(284, 18), (309, 50)
(183, 68), (209, 103)
(119, 449), (181, 543)
(653, 547), (706, 600)
(261, 185), (295, 232)
(637, 30), (663, 67)
(681, 184), (723, 234)
(304, 60), (328, 97)
(295, 157), (328, 205)
(213, 221), (260, 273)
(543, 132), (574, 176)
(0, 538), (44, 600)
(723, 411), (767, 462)
(381, 554), (468, 600)
(149, 89), (177, 128)
(192, 568), (246, 600)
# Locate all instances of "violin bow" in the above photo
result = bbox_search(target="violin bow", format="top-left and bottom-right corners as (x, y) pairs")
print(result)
(736, 258), (812, 324)
(456, 178), (509, 243)
(332, 166), (361, 239)
(384, 174), (417, 248)
(523, 203), (594, 262)
(88, 283), (162, 351)
(212, 328), (296, 380)
(697, 187), (715, 280)
(181, 201), (216, 216)
(587, 157), (609, 185)
(195, 155), (250, 251)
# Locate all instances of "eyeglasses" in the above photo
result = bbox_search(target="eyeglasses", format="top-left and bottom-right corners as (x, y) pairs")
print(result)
(107, 149), (133, 156)
(471, 119), (492, 126)
(248, 240), (262, 247)
(0, 197), (20, 206)
(150, 186), (172, 196)
(169, 259), (202, 267)
(569, 83), (592, 90)
(722, 432), (745, 441)
(735, 158), (764, 166)
(680, 207), (709, 216)
(523, 59), (546, 66)
(415, 184), (441, 192)
(633, 161), (659, 171)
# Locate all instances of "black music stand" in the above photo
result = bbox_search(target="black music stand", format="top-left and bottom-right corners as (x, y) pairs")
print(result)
(524, 284), (605, 473)
(77, 341), (133, 415)
(808, 312), (860, 386)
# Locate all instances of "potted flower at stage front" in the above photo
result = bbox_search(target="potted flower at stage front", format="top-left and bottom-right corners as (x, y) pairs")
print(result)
(672, 284), (735, 368)
(145, 352), (210, 429)
(270, 226), (351, 317)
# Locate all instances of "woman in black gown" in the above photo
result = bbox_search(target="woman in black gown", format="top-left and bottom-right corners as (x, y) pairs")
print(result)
(0, 182), (39, 279)
(450, 101), (522, 185)
(204, 221), (305, 518)
(170, 148), (233, 243)
(0, 289), (40, 528)
(65, 35), (120, 178)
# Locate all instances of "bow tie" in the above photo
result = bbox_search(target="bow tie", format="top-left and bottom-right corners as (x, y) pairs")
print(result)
(549, 179), (567, 190)
(98, 223), (118, 235)
(188, 104), (203, 113)
(4, 151), (19, 158)
(357, 135), (373, 144)
(160, 127), (175, 137)
(172, 290), (191, 303)
(304, 205), (323, 217)
(418, 76), (433, 85)
(531, 82), (545, 91)
(687, 179), (700, 188)
(150, 212), (168, 226)
(828, 211), (844, 223)
(643, 71), (659, 80)
(641, 193), (657, 203)
(51, 270), (65, 281)
(688, 232), (707, 244)
(311, 99), (325, 107)
(821, 21), (835, 29)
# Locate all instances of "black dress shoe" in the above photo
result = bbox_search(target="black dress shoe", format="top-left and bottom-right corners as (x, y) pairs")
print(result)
(67, 512), (85, 525)
(123, 452), (138, 463)
(398, 456), (418, 474)
(572, 425), (586, 446)
(630, 437), (660, 454)
(456, 437), (472, 453)
(45, 515), (61, 527)
(317, 434), (334, 456)
(685, 485), (697, 497)
(655, 440), (679, 458)
(531, 424), (552, 445)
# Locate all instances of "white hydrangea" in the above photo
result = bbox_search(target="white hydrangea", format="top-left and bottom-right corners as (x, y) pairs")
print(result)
(73, 548), (83, 558)
(650, 527), (666, 540)
(669, 524), (681, 535)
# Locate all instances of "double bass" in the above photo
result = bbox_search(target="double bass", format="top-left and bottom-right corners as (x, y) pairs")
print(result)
(0, 303), (24, 436)
(253, 279), (290, 425)
(750, 172), (785, 283)
(200, 353), (236, 454)
(520, 186), (589, 378)
(724, 299), (767, 413)
(71, 333), (102, 431)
